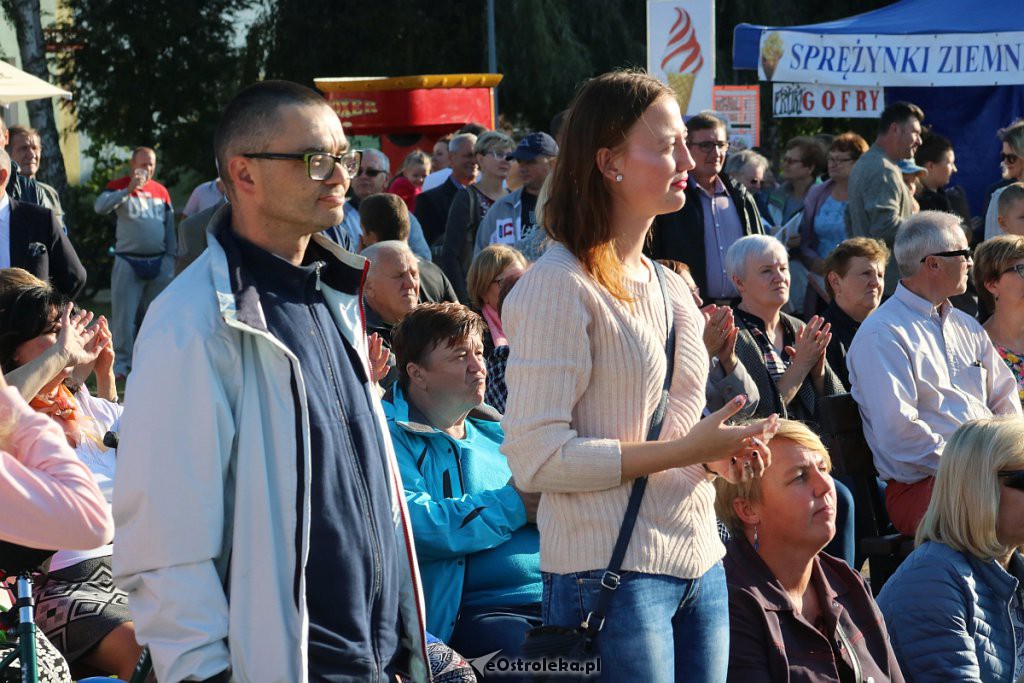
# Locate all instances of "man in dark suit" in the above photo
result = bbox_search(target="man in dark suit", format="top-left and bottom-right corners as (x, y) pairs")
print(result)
(414, 132), (478, 246)
(647, 113), (763, 302)
(0, 150), (86, 298)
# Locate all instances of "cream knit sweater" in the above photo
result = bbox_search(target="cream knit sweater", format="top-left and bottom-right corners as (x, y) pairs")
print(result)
(501, 243), (723, 579)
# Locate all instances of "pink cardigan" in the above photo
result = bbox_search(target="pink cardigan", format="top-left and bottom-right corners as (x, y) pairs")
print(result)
(0, 387), (113, 550)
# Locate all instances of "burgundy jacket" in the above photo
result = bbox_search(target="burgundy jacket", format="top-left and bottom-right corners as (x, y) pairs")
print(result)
(724, 536), (904, 682)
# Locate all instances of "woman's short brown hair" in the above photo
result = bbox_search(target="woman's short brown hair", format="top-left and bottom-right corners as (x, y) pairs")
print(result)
(973, 234), (1024, 312)
(830, 132), (869, 162)
(714, 419), (832, 538)
(466, 245), (527, 309)
(823, 237), (891, 299)
(391, 302), (485, 391)
(786, 136), (827, 177)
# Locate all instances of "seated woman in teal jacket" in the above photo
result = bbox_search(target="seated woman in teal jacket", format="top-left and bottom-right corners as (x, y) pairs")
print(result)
(385, 302), (542, 677)
(877, 417), (1024, 683)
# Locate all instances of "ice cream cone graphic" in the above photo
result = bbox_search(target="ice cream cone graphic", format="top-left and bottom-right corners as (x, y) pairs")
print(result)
(761, 32), (784, 81)
(661, 7), (703, 115)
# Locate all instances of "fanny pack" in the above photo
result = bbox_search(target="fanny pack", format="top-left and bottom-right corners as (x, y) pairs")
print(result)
(116, 252), (165, 280)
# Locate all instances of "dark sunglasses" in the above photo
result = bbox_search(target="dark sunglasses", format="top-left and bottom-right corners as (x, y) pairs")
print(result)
(356, 167), (386, 178)
(920, 248), (972, 263)
(1002, 153), (1020, 164)
(1003, 263), (1024, 280)
(998, 470), (1024, 490)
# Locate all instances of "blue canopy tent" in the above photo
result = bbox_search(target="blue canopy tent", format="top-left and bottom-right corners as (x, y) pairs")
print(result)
(733, 0), (1024, 218)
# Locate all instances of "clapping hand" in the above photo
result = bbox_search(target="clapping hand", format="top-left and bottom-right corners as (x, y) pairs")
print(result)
(784, 316), (831, 378)
(367, 333), (391, 384)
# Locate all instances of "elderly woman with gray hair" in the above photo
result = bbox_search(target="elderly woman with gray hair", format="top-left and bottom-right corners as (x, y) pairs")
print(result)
(726, 234), (844, 423)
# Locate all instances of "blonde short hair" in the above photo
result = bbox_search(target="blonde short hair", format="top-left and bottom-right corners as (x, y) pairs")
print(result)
(714, 419), (832, 537)
(466, 245), (527, 309)
(973, 235), (1024, 312)
(916, 417), (1024, 561)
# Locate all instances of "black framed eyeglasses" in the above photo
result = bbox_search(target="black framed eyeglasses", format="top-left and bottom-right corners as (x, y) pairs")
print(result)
(1002, 153), (1020, 164)
(998, 470), (1024, 490)
(355, 167), (386, 178)
(242, 150), (361, 181)
(687, 140), (729, 154)
(920, 248), (972, 263)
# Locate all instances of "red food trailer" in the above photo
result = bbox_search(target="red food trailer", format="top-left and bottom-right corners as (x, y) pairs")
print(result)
(315, 74), (503, 173)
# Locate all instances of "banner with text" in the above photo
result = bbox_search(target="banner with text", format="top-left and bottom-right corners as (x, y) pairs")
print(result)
(758, 30), (1024, 87)
(713, 85), (760, 147)
(772, 83), (883, 118)
(647, 0), (715, 116)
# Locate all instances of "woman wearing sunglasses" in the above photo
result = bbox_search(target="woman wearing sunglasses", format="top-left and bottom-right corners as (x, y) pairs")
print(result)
(974, 235), (1024, 406)
(877, 417), (1024, 682)
(985, 120), (1024, 241)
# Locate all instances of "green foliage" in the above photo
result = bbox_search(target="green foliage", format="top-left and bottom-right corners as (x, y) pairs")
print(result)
(64, 149), (127, 299)
(54, 0), (252, 183)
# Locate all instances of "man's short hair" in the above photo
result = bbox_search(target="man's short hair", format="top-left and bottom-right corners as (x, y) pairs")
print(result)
(361, 148), (390, 174)
(973, 234), (1024, 312)
(214, 80), (331, 194)
(998, 182), (1024, 217)
(878, 101), (925, 135)
(5, 125), (38, 151)
(915, 133), (954, 166)
(362, 240), (415, 273)
(722, 149), (769, 178)
(685, 112), (727, 136)
(893, 210), (963, 277)
(132, 146), (156, 161)
(360, 193), (410, 242)
(448, 133), (477, 154)
(457, 122), (488, 137)
(391, 302), (484, 391)
(823, 237), (891, 299)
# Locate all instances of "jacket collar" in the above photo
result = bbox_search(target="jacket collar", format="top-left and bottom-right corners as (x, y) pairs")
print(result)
(964, 546), (1024, 599)
(386, 384), (501, 435)
(207, 204), (368, 332)
(725, 535), (850, 613)
(892, 281), (951, 320)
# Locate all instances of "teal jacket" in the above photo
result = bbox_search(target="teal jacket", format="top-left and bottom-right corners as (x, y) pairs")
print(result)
(385, 386), (530, 641)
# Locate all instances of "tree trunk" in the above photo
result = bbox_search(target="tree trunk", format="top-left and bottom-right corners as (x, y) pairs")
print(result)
(2, 0), (73, 231)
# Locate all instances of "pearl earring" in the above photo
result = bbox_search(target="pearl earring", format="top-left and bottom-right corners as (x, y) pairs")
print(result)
(615, 174), (623, 183)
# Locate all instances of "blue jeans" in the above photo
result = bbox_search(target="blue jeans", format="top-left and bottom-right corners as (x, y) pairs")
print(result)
(542, 562), (729, 682)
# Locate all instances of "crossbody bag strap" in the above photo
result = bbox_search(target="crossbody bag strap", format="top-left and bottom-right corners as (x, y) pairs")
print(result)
(581, 261), (676, 637)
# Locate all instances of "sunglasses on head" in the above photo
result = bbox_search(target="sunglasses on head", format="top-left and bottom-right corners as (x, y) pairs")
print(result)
(998, 470), (1024, 490)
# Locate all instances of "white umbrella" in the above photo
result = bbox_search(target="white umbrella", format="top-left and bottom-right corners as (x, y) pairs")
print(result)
(0, 60), (71, 105)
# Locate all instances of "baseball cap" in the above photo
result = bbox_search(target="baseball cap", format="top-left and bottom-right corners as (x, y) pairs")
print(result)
(897, 158), (926, 175)
(509, 132), (559, 161)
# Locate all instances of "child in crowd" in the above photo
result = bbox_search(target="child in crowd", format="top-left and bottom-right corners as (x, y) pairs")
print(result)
(997, 182), (1024, 236)
(388, 150), (432, 212)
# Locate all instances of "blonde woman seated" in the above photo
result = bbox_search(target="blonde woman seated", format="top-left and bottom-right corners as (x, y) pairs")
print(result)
(716, 419), (903, 682)
(877, 417), (1024, 682)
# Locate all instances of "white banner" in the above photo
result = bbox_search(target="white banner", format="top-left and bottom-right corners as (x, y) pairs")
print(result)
(758, 30), (1024, 87)
(647, 0), (715, 116)
(772, 82), (883, 118)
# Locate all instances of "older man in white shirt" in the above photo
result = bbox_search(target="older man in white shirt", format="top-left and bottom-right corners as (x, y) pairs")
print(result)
(848, 210), (1022, 536)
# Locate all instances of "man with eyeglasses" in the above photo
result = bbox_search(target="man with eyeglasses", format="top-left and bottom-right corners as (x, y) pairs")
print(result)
(335, 148), (432, 261)
(847, 211), (1021, 539)
(647, 112), (764, 303)
(112, 80), (430, 683)
(846, 101), (925, 296)
(94, 146), (176, 379)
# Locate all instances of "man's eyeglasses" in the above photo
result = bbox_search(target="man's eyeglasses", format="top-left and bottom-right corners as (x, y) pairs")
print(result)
(1003, 263), (1024, 280)
(687, 140), (729, 154)
(1002, 153), (1020, 164)
(998, 470), (1024, 490)
(920, 248), (972, 263)
(355, 167), (386, 178)
(242, 150), (361, 181)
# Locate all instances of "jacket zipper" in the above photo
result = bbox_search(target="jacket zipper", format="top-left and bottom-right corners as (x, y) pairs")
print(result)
(310, 263), (384, 680)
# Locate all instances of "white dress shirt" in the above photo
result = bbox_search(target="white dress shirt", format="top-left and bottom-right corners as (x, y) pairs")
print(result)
(848, 283), (1022, 483)
(0, 192), (10, 269)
